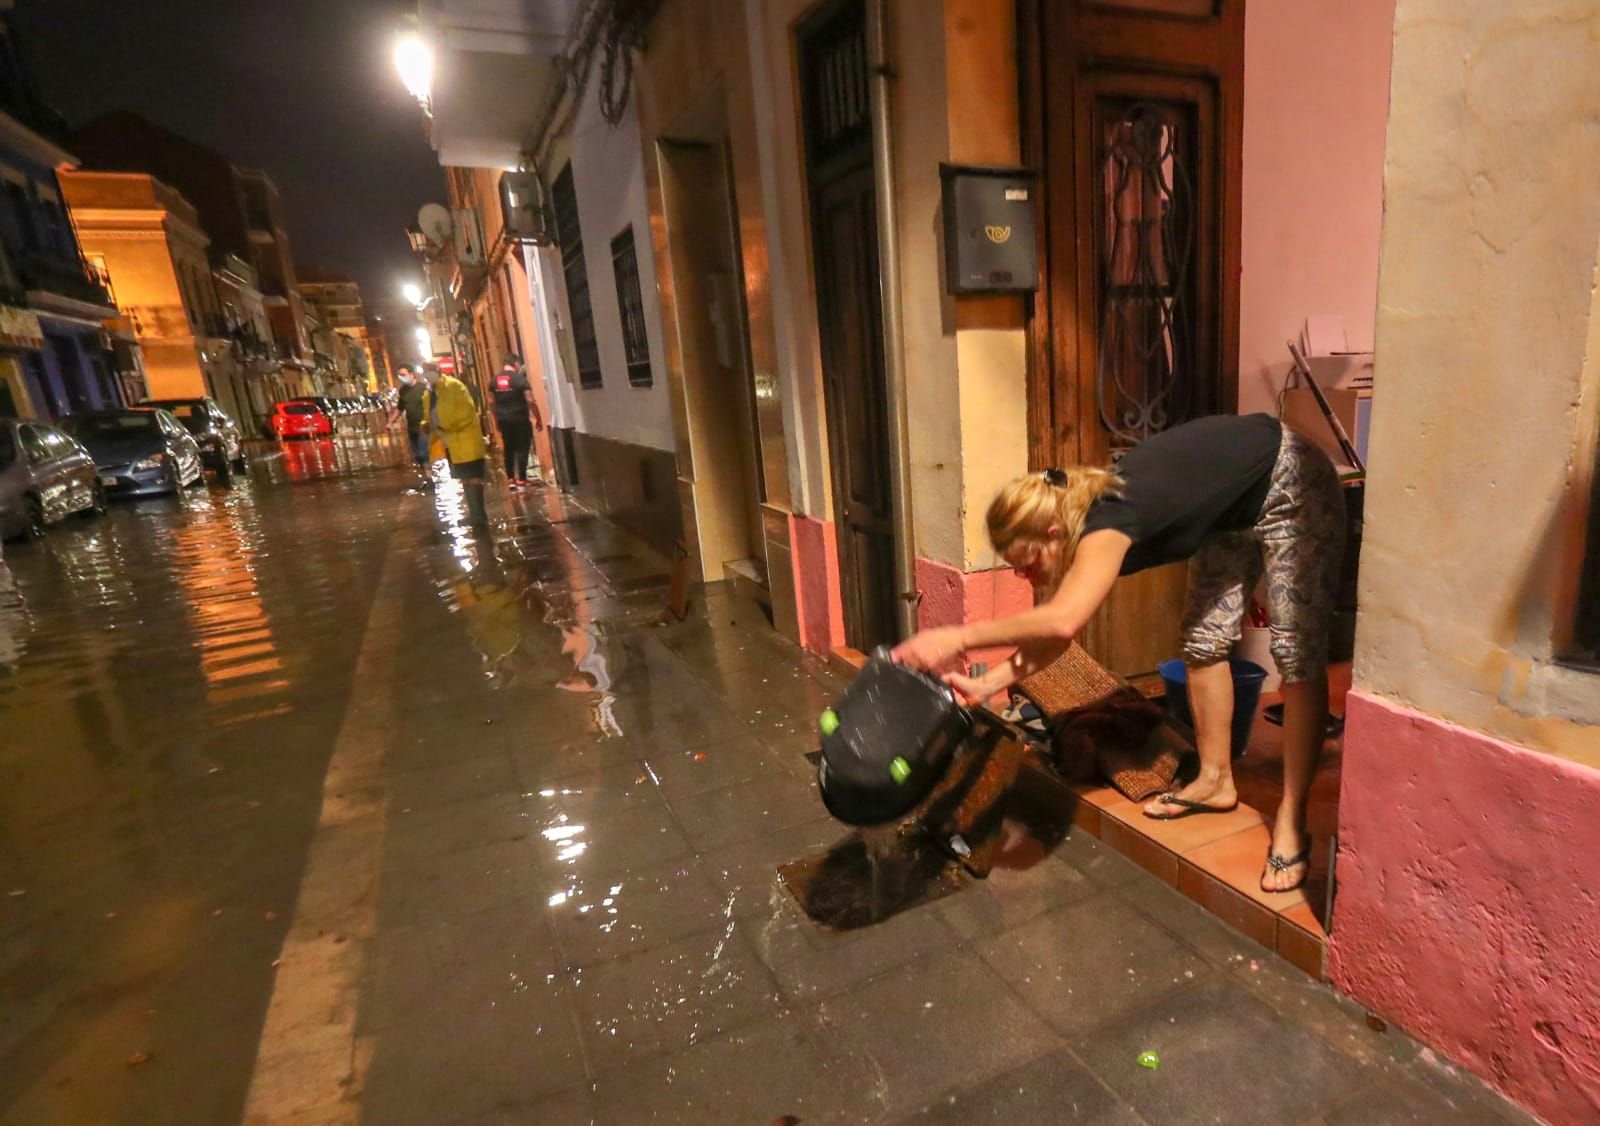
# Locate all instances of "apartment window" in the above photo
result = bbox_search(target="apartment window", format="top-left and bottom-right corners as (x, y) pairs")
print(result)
(551, 164), (602, 389)
(3, 181), (35, 251)
(610, 227), (652, 387)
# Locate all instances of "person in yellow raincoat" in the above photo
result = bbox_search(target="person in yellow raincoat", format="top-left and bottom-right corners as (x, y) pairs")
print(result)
(423, 367), (489, 529)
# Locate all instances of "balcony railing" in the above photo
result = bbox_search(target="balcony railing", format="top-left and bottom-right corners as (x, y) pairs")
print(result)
(18, 250), (115, 309)
(231, 325), (274, 360)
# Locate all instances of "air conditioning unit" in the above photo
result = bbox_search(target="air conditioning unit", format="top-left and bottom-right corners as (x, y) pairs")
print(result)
(499, 171), (553, 245)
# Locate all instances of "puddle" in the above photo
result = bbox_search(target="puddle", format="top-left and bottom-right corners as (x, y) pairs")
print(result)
(778, 826), (969, 931)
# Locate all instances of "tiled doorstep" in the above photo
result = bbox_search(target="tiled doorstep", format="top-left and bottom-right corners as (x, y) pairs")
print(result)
(1025, 763), (1329, 980)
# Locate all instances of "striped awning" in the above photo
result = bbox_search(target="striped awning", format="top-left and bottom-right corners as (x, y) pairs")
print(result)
(0, 305), (43, 351)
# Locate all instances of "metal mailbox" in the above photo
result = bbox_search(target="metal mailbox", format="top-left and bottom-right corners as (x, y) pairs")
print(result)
(940, 163), (1038, 296)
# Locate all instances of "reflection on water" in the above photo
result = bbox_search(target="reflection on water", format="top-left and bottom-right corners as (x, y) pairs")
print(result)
(422, 484), (673, 741)
(0, 434), (527, 1123)
(0, 555), (29, 674)
(266, 432), (410, 485)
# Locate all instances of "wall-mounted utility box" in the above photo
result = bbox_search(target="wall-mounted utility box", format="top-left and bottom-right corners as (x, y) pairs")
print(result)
(940, 163), (1038, 295)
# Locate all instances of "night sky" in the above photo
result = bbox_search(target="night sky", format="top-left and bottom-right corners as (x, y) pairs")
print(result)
(13, 0), (445, 305)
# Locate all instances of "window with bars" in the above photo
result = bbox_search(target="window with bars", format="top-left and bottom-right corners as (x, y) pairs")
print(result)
(800, 0), (870, 171)
(610, 226), (652, 387)
(551, 164), (602, 389)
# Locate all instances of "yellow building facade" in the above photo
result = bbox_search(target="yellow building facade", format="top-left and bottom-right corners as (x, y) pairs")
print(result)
(59, 170), (233, 408)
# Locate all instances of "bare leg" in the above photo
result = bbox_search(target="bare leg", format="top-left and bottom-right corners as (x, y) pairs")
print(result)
(1144, 659), (1238, 816)
(1261, 675), (1327, 891)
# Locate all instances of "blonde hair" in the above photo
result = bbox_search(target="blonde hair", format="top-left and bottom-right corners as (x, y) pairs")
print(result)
(987, 467), (1124, 591)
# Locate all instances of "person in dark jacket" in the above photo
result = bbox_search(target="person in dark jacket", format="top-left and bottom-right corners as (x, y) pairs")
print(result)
(489, 355), (542, 489)
(393, 365), (430, 471)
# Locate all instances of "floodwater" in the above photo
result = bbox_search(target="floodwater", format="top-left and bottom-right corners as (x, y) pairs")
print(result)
(0, 432), (1523, 1125)
(0, 434), (412, 1122)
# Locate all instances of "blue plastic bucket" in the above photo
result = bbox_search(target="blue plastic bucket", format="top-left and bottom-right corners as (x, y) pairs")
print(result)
(1157, 657), (1269, 758)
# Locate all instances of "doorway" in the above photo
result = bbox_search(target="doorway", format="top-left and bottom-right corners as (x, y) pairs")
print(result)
(799, 0), (897, 652)
(657, 130), (767, 586)
(1025, 0), (1245, 678)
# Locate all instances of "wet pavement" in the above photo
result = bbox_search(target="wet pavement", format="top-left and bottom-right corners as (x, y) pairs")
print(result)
(0, 434), (1531, 1124)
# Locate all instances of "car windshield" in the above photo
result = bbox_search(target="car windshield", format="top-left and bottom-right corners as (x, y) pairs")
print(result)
(63, 413), (159, 437)
(160, 403), (208, 432)
(283, 403), (315, 415)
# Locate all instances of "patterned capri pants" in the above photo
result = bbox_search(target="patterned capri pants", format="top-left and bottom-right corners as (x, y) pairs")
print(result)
(1180, 427), (1346, 682)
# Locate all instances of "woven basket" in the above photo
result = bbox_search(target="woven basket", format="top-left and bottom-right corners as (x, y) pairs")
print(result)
(1015, 642), (1125, 718)
(1017, 643), (1180, 801)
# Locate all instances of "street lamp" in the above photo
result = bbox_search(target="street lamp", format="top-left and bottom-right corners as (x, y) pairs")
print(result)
(394, 33), (434, 115)
(401, 281), (425, 307)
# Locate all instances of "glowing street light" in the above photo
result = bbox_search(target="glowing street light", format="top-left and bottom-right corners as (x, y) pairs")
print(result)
(414, 325), (432, 357)
(401, 281), (425, 307)
(394, 33), (434, 114)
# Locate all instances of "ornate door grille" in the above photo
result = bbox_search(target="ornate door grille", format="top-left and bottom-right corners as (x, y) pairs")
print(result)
(1095, 101), (1196, 448)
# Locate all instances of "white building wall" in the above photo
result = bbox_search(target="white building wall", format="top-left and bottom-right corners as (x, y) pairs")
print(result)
(544, 83), (676, 455)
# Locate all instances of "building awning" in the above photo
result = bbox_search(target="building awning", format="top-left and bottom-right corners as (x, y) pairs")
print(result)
(0, 305), (45, 351)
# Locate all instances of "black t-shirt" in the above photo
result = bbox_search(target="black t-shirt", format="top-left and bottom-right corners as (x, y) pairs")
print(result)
(1083, 413), (1282, 575)
(398, 383), (428, 428)
(490, 369), (529, 421)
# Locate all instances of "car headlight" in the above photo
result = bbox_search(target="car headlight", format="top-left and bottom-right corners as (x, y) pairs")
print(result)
(132, 454), (168, 472)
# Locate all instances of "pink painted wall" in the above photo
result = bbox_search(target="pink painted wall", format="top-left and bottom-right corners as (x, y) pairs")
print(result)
(915, 555), (1033, 677)
(1237, 0), (1395, 414)
(1330, 691), (1600, 1124)
(790, 514), (845, 656)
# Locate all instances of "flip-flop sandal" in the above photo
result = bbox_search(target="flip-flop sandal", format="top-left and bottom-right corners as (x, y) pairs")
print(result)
(1144, 793), (1240, 820)
(1262, 847), (1311, 892)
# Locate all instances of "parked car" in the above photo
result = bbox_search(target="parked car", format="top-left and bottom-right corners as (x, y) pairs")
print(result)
(0, 418), (106, 540)
(142, 396), (248, 479)
(270, 400), (334, 439)
(62, 408), (204, 497)
(339, 396), (383, 431)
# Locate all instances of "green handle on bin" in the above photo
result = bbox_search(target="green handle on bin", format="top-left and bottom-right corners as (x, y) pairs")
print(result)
(819, 708), (839, 736)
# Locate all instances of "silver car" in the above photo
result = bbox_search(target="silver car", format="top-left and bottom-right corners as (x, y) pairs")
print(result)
(0, 418), (107, 540)
(62, 409), (204, 498)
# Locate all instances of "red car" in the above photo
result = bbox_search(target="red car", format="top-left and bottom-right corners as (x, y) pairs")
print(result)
(270, 400), (334, 439)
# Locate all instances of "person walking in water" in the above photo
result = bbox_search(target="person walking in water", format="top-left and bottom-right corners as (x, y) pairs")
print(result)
(392, 365), (430, 481)
(423, 365), (490, 531)
(489, 354), (542, 489)
(892, 414), (1345, 893)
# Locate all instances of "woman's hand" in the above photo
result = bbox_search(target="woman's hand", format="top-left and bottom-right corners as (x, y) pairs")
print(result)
(890, 626), (966, 672)
(941, 670), (991, 708)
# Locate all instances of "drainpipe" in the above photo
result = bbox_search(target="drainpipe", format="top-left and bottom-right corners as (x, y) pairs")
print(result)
(867, 0), (918, 640)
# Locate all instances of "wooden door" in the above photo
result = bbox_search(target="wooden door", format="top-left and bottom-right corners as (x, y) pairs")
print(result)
(1025, 0), (1244, 679)
(800, 0), (898, 651)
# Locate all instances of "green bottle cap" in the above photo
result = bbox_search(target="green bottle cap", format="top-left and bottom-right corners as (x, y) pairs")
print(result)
(819, 708), (839, 736)
(889, 756), (911, 784)
(1137, 1050), (1160, 1070)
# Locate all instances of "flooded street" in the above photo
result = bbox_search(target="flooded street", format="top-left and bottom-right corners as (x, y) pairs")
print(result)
(0, 440), (1525, 1124)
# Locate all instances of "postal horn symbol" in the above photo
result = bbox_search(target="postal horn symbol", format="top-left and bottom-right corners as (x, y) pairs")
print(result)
(984, 224), (1012, 244)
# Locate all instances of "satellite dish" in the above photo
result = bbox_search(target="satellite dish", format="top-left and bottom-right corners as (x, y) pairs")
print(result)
(417, 203), (454, 244)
